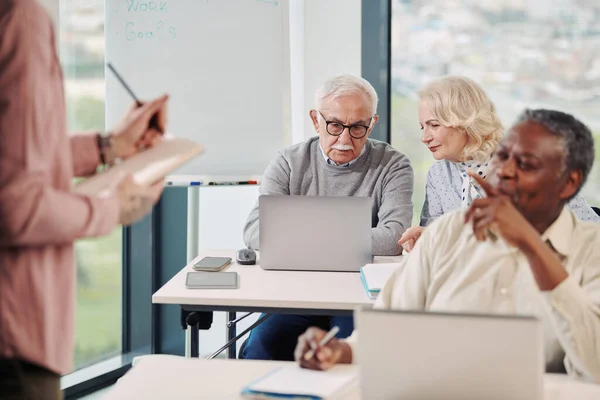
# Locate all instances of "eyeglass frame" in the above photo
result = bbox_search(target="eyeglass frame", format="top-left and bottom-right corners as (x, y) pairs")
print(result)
(318, 111), (374, 139)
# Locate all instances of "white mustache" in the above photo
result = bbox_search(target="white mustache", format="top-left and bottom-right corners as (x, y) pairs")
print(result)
(331, 144), (354, 151)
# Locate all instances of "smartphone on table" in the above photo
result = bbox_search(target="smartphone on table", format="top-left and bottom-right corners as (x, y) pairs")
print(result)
(192, 256), (232, 272)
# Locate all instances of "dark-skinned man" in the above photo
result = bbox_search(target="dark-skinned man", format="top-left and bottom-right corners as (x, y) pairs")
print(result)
(295, 109), (600, 383)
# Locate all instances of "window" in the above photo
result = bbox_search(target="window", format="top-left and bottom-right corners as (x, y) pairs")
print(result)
(59, 0), (123, 369)
(390, 0), (600, 223)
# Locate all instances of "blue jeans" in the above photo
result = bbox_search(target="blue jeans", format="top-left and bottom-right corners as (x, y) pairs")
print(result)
(241, 314), (354, 361)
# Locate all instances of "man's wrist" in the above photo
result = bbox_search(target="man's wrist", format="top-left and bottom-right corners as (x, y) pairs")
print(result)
(337, 341), (353, 364)
(519, 228), (568, 291)
(517, 227), (544, 256)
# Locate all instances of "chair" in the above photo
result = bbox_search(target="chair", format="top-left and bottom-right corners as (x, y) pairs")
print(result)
(238, 338), (248, 360)
(593, 206), (600, 217)
(206, 314), (270, 360)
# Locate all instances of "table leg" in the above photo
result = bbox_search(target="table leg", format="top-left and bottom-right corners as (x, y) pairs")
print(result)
(185, 312), (202, 358)
(190, 326), (199, 357)
(227, 312), (237, 359)
(181, 309), (214, 358)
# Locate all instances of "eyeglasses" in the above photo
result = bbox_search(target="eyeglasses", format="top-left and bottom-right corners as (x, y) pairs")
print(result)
(318, 111), (373, 139)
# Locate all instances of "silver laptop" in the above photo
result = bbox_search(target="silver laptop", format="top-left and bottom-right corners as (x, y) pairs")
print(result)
(259, 195), (372, 272)
(356, 308), (544, 400)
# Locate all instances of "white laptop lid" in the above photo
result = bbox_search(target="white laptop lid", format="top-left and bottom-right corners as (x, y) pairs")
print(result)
(259, 195), (372, 272)
(356, 308), (544, 400)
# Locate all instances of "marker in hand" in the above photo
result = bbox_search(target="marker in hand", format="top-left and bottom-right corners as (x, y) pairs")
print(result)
(304, 326), (340, 361)
(107, 62), (164, 134)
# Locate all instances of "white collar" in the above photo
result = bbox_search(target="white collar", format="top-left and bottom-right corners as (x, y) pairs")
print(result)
(466, 206), (574, 258)
(319, 144), (366, 167)
(540, 207), (574, 258)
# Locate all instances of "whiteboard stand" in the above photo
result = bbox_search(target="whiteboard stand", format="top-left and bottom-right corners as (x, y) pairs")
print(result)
(186, 186), (200, 263)
(184, 328), (191, 358)
(185, 186), (200, 358)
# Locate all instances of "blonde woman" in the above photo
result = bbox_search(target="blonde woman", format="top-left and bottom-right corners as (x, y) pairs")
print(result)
(400, 76), (599, 251)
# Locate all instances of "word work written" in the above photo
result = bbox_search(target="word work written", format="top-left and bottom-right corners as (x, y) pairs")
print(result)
(123, 0), (175, 41)
(127, 0), (168, 13)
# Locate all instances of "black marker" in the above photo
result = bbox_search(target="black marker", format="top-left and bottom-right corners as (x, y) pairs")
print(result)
(107, 62), (163, 133)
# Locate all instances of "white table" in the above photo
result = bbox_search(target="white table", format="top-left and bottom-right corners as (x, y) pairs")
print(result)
(153, 249), (401, 311)
(106, 356), (600, 400)
(152, 249), (401, 357)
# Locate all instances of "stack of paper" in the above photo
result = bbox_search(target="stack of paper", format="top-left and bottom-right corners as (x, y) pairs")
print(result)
(359, 263), (400, 300)
(241, 364), (357, 399)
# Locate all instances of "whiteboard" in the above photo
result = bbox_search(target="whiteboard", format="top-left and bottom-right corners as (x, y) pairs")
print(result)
(105, 0), (290, 176)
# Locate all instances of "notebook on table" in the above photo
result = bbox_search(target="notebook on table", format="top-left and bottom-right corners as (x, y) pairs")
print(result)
(359, 263), (400, 300)
(74, 136), (203, 197)
(241, 364), (358, 399)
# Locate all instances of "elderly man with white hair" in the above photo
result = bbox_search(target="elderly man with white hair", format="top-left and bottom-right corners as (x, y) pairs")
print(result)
(241, 74), (414, 361)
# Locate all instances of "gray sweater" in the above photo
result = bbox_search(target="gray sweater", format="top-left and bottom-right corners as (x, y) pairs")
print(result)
(243, 137), (414, 256)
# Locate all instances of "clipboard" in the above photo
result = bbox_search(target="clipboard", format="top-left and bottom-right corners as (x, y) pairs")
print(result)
(74, 137), (204, 197)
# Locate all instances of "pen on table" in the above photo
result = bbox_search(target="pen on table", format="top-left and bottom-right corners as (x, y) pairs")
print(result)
(106, 62), (163, 134)
(304, 326), (340, 361)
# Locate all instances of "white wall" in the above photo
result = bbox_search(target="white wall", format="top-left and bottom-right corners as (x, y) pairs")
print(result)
(37, 0), (59, 48)
(37, 0), (58, 24)
(290, 0), (362, 143)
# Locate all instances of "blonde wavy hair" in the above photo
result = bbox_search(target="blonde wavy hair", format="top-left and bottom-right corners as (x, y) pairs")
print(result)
(418, 76), (504, 163)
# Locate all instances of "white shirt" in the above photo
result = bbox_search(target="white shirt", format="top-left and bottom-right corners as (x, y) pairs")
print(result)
(346, 207), (600, 382)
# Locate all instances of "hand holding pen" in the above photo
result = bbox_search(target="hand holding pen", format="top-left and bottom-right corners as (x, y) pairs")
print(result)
(295, 326), (353, 371)
(102, 63), (169, 164)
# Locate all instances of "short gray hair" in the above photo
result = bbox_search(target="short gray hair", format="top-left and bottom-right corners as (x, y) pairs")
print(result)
(515, 109), (595, 196)
(315, 74), (378, 116)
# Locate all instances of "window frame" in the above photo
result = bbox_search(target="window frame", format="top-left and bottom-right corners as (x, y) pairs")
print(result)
(361, 0), (392, 144)
(63, 187), (190, 398)
(62, 218), (153, 397)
